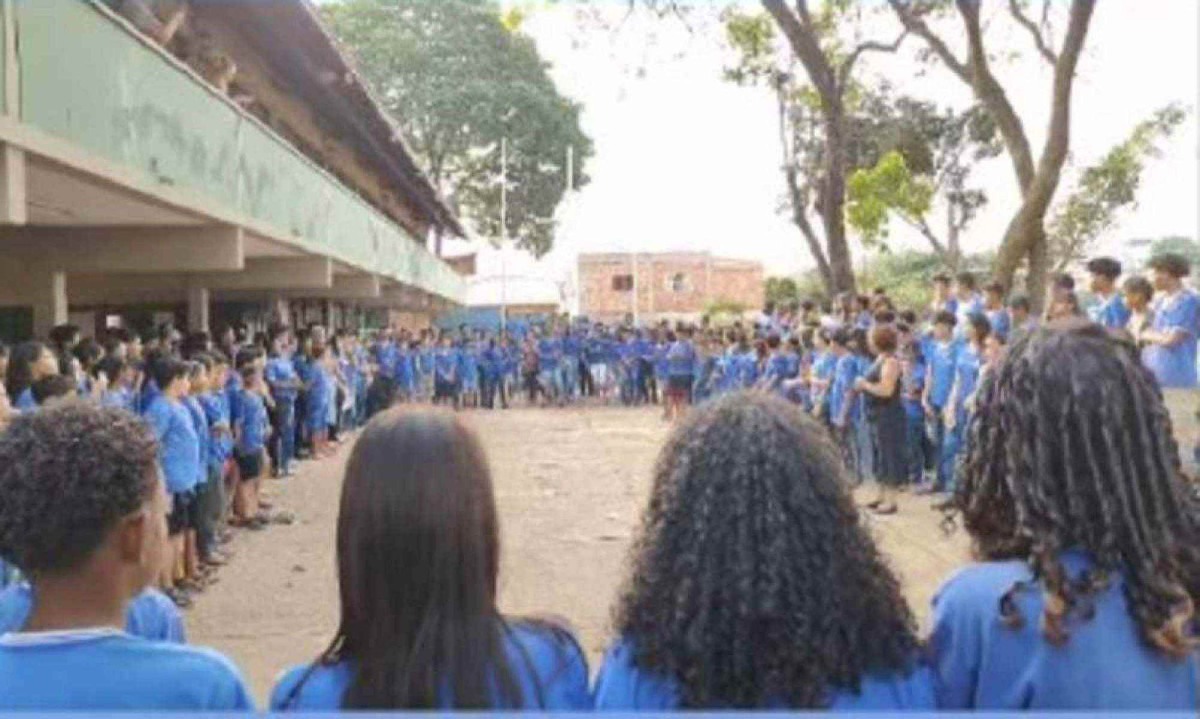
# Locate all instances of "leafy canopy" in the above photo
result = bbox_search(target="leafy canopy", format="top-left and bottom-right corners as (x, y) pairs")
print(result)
(321, 0), (593, 256)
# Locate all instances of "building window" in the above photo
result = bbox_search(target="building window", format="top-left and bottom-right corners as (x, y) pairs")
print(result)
(612, 274), (634, 292)
(668, 273), (688, 293)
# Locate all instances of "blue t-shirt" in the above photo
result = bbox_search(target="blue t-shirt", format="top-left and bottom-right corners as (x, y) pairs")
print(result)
(269, 622), (590, 710)
(955, 294), (985, 337)
(928, 551), (1198, 709)
(1143, 289), (1200, 389)
(666, 340), (696, 378)
(182, 396), (210, 487)
(763, 352), (791, 389)
(0, 584), (185, 644)
(536, 338), (562, 367)
(829, 354), (859, 424)
(924, 339), (959, 410)
(14, 387), (36, 412)
(100, 386), (135, 413)
(265, 356), (300, 401)
(198, 391), (233, 468)
(434, 348), (460, 383)
(952, 343), (983, 415)
(0, 631), (253, 710)
(224, 373), (243, 428)
(1089, 292), (1132, 330)
(562, 335), (582, 361)
(143, 395), (200, 495)
(593, 637), (935, 710)
(985, 307), (1011, 341)
(236, 390), (269, 455)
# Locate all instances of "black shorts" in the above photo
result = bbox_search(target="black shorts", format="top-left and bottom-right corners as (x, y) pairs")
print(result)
(168, 492), (193, 536)
(236, 450), (263, 482)
(667, 376), (693, 399)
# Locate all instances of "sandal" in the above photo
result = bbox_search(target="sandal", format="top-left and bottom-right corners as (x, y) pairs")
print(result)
(872, 502), (899, 516)
(164, 588), (193, 608)
(864, 499), (883, 510)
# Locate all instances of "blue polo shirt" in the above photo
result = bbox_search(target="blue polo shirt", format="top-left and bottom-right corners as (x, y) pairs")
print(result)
(952, 343), (983, 416)
(985, 307), (1011, 341)
(955, 294), (984, 337)
(143, 395), (200, 495)
(1089, 292), (1132, 330)
(265, 356), (299, 402)
(0, 584), (185, 644)
(198, 391), (233, 469)
(0, 631), (253, 710)
(929, 551), (1198, 709)
(14, 388), (35, 412)
(181, 396), (210, 487)
(236, 390), (269, 455)
(593, 637), (935, 710)
(666, 341), (696, 378)
(269, 621), (589, 710)
(1142, 288), (1200, 388)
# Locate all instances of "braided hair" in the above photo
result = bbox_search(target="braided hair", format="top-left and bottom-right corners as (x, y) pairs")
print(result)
(952, 319), (1200, 659)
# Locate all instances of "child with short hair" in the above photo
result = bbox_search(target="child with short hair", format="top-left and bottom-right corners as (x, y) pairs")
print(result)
(196, 354), (232, 566)
(0, 401), (253, 709)
(234, 364), (271, 530)
(142, 360), (200, 608)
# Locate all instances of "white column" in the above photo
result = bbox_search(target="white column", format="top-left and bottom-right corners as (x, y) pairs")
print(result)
(32, 271), (67, 339)
(0, 144), (26, 224)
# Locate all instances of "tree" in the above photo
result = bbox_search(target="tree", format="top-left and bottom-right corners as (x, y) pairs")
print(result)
(321, 0), (592, 257)
(888, 0), (1098, 306)
(765, 276), (801, 307)
(846, 101), (1001, 269)
(723, 5), (908, 296)
(1048, 104), (1188, 270)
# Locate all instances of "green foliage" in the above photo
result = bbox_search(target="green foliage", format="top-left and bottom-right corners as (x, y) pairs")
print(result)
(321, 0), (593, 256)
(704, 298), (749, 324)
(846, 151), (934, 245)
(1148, 236), (1200, 268)
(764, 276), (800, 307)
(1049, 104), (1189, 268)
(722, 9), (777, 85)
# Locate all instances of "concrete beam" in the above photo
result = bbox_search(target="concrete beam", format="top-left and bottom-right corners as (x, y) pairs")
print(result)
(0, 226), (244, 273)
(203, 257), (334, 292)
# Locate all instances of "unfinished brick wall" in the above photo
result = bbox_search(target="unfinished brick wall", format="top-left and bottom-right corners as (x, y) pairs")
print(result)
(578, 252), (765, 324)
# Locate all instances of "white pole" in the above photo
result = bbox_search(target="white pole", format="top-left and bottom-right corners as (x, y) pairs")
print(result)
(631, 251), (639, 326)
(500, 137), (508, 332)
(566, 145), (574, 193)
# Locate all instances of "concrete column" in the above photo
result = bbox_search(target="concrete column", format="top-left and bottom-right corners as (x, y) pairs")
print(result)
(186, 284), (210, 334)
(32, 271), (68, 339)
(270, 296), (291, 327)
(0, 144), (27, 224)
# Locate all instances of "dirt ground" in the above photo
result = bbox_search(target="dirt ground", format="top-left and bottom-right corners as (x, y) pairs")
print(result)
(188, 406), (970, 704)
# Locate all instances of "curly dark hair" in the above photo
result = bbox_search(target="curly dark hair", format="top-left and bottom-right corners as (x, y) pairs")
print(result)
(952, 320), (1200, 659)
(615, 392), (920, 708)
(0, 400), (159, 576)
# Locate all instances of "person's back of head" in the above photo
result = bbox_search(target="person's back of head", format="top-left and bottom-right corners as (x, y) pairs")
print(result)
(955, 320), (1200, 658)
(616, 392), (919, 708)
(31, 374), (75, 406)
(304, 408), (538, 709)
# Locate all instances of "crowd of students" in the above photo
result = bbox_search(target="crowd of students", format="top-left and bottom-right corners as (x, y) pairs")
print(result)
(0, 322), (382, 608)
(0, 314), (1197, 709)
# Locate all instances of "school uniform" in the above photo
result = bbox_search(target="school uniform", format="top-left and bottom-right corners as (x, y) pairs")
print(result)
(733, 350), (759, 390)
(954, 294), (985, 338)
(984, 307), (1011, 342)
(809, 351), (837, 421)
(183, 395), (214, 545)
(235, 389), (269, 481)
(593, 638), (935, 710)
(1143, 288), (1200, 389)
(100, 386), (135, 412)
(923, 338), (959, 490)
(850, 353), (876, 483)
(459, 345), (480, 396)
(665, 339), (696, 402)
(1089, 291), (1132, 330)
(265, 355), (299, 474)
(269, 621), (590, 711)
(434, 347), (461, 402)
(929, 550), (1198, 709)
(0, 584), (185, 643)
(938, 343), (982, 492)
(0, 630), (252, 710)
(198, 389), (233, 535)
(305, 361), (333, 434)
(13, 387), (36, 412)
(143, 395), (201, 536)
(902, 356), (929, 484)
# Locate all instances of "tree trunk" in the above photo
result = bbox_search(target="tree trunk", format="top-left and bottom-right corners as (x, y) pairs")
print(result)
(945, 202), (961, 272)
(786, 170), (836, 296)
(822, 104), (856, 295)
(1026, 227), (1049, 306)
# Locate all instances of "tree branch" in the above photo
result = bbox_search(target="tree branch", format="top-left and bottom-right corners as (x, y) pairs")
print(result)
(762, 0), (836, 104)
(1008, 0), (1057, 64)
(837, 32), (909, 90)
(885, 0), (970, 83)
(898, 214), (948, 257)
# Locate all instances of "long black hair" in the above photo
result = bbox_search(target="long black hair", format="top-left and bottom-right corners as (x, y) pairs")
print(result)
(616, 392), (919, 708)
(953, 320), (1200, 659)
(290, 408), (554, 709)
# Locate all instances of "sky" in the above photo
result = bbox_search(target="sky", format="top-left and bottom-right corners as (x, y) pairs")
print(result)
(442, 2), (1199, 305)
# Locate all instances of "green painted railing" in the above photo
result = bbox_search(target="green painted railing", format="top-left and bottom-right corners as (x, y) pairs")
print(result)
(16, 0), (464, 302)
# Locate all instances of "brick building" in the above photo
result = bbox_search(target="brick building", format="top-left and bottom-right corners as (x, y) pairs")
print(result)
(578, 252), (765, 324)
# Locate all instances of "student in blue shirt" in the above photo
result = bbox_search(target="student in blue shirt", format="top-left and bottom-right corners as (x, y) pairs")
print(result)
(458, 339), (481, 409)
(981, 281), (1011, 341)
(195, 354), (232, 568)
(142, 360), (201, 608)
(939, 313), (989, 495)
(918, 311), (959, 494)
(96, 356), (135, 412)
(663, 328), (696, 422)
(0, 401), (254, 710)
(181, 361), (212, 592)
(5, 341), (58, 412)
(234, 364), (272, 531)
(433, 336), (462, 410)
(953, 272), (984, 338)
(305, 343), (334, 457)
(1141, 252), (1200, 389)
(265, 330), (301, 478)
(593, 392), (933, 710)
(1006, 294), (1039, 344)
(1085, 256), (1132, 329)
(0, 582), (185, 643)
(929, 273), (958, 316)
(270, 409), (590, 710)
(929, 322), (1199, 710)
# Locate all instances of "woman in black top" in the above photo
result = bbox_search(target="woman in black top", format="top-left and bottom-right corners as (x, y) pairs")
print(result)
(855, 324), (906, 515)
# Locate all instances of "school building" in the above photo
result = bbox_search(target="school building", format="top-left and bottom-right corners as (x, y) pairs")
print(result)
(578, 251), (765, 325)
(0, 0), (464, 343)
